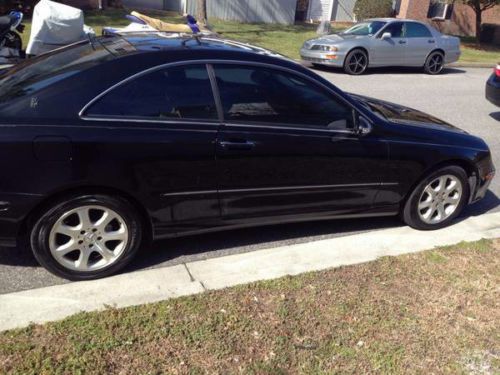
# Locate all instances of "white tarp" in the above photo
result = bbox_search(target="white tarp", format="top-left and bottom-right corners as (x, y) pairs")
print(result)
(26, 0), (93, 55)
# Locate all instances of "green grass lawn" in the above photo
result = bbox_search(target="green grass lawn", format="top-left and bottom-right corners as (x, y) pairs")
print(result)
(1, 239), (499, 373)
(19, 8), (499, 64)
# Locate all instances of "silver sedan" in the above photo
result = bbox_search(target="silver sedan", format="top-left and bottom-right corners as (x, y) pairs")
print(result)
(300, 18), (461, 75)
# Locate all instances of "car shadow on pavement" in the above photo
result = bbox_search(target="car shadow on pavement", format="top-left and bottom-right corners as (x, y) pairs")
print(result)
(489, 112), (500, 121)
(127, 215), (403, 273)
(0, 190), (498, 275)
(306, 63), (466, 76)
(461, 190), (500, 218)
(128, 190), (500, 273)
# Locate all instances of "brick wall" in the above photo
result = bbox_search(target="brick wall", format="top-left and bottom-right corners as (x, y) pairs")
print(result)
(398, 0), (500, 36)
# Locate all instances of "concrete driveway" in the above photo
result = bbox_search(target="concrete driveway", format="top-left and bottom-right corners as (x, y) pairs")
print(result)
(0, 66), (498, 295)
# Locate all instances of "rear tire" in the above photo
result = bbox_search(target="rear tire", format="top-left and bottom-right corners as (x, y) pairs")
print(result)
(30, 194), (142, 281)
(402, 166), (469, 230)
(424, 51), (445, 75)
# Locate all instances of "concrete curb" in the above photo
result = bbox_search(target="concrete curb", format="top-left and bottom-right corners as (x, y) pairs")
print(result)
(1, 212), (499, 331)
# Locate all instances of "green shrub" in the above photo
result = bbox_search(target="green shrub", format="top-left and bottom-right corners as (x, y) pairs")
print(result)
(354, 0), (394, 20)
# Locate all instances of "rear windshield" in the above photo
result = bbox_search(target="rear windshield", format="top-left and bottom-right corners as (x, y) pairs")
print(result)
(0, 40), (114, 104)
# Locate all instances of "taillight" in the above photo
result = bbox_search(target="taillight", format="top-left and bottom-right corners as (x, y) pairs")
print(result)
(495, 64), (500, 78)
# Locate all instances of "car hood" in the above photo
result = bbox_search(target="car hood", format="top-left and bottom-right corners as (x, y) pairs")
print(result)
(350, 93), (467, 133)
(306, 33), (368, 45)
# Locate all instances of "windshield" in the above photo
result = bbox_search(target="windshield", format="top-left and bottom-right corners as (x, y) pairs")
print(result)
(341, 21), (387, 36)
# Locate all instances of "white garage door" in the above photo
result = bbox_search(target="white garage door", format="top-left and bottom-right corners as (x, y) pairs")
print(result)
(307, 0), (332, 21)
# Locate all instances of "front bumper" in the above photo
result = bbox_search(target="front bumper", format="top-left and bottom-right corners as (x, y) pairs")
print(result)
(486, 74), (500, 107)
(300, 48), (346, 67)
(444, 50), (461, 65)
(470, 154), (496, 203)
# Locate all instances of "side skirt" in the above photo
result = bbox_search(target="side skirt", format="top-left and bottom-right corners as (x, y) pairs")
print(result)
(152, 205), (400, 241)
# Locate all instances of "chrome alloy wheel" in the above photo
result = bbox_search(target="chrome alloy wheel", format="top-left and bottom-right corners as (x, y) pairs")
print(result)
(418, 175), (463, 225)
(347, 52), (367, 74)
(428, 53), (444, 74)
(49, 205), (129, 272)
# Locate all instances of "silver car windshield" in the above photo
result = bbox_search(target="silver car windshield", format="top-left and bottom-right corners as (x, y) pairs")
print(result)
(341, 21), (387, 36)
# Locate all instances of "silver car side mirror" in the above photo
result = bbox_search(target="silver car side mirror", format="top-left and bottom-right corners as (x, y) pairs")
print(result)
(381, 32), (392, 39)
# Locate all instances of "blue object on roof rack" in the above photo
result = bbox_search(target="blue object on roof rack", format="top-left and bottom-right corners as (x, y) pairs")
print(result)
(187, 15), (200, 34)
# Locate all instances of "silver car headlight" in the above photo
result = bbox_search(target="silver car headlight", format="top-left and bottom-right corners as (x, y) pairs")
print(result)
(311, 45), (338, 52)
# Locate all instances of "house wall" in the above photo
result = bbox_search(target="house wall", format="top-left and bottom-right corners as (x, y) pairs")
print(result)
(331, 0), (356, 21)
(307, 0), (355, 22)
(60, 0), (101, 9)
(397, 0), (500, 36)
(308, 0), (331, 21)
(122, 0), (163, 11)
(187, 0), (299, 24)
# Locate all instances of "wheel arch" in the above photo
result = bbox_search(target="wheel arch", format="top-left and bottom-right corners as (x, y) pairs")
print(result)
(345, 46), (370, 63)
(401, 158), (478, 209)
(426, 48), (446, 61)
(18, 185), (154, 246)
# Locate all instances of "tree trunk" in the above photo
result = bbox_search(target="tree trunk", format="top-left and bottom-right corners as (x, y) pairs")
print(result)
(197, 0), (208, 25)
(475, 9), (482, 45)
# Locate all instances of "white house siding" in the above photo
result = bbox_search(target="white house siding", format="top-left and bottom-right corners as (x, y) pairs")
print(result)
(331, 0), (356, 21)
(123, 0), (354, 23)
(187, 0), (299, 25)
(308, 0), (332, 21)
(122, 0), (163, 10)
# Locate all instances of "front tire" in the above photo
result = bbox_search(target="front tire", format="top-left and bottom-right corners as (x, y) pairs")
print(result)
(30, 194), (142, 281)
(402, 166), (469, 230)
(343, 49), (368, 75)
(424, 51), (445, 75)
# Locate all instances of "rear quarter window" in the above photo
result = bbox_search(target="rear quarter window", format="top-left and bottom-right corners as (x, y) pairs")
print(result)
(0, 40), (114, 105)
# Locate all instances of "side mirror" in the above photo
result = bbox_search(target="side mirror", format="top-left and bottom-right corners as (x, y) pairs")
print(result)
(381, 32), (392, 39)
(357, 116), (372, 136)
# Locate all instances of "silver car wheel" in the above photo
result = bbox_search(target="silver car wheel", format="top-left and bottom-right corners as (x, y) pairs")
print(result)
(418, 175), (462, 225)
(49, 205), (129, 272)
(428, 53), (444, 74)
(347, 51), (367, 74)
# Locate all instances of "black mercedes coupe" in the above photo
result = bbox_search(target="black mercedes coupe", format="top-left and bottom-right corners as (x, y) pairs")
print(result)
(0, 34), (495, 280)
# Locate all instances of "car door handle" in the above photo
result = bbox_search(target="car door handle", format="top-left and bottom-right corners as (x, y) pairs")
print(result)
(428, 39), (435, 43)
(398, 40), (407, 44)
(219, 140), (256, 151)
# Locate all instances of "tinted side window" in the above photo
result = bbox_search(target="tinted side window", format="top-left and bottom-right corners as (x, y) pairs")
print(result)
(213, 65), (353, 130)
(0, 41), (113, 104)
(86, 64), (218, 120)
(381, 22), (404, 38)
(405, 22), (432, 38)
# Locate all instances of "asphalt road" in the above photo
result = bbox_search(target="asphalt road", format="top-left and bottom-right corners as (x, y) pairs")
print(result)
(0, 66), (498, 295)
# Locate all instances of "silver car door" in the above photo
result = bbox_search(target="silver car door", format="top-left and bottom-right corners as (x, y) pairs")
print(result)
(404, 22), (436, 66)
(369, 22), (406, 66)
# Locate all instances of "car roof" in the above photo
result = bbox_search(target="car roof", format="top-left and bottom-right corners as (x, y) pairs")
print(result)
(107, 33), (284, 57)
(366, 18), (429, 24)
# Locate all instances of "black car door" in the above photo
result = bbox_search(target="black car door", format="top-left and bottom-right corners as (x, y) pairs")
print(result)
(211, 63), (390, 221)
(81, 63), (221, 236)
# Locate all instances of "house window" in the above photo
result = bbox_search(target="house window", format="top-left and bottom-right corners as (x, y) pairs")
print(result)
(427, 1), (453, 20)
